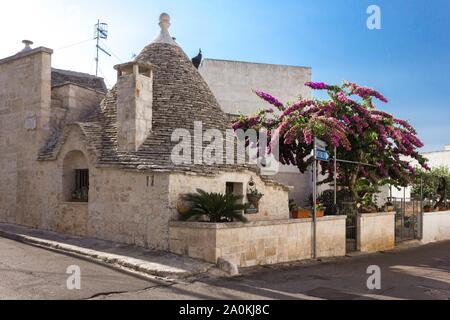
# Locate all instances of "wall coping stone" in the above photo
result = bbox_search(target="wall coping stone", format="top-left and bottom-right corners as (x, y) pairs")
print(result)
(318, 215), (347, 222)
(170, 215), (346, 230)
(0, 47), (53, 65)
(51, 82), (107, 95)
(358, 212), (396, 218)
(62, 202), (89, 206)
(423, 210), (450, 216)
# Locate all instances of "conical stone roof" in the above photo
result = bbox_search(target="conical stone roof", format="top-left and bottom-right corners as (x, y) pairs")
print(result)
(132, 37), (233, 169)
(40, 13), (274, 178)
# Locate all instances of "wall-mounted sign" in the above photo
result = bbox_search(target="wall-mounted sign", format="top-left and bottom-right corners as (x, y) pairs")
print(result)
(315, 148), (330, 162)
(25, 114), (37, 130)
(314, 138), (329, 162)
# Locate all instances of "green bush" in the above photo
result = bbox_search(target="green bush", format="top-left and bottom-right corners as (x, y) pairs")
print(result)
(412, 166), (450, 209)
(179, 189), (249, 223)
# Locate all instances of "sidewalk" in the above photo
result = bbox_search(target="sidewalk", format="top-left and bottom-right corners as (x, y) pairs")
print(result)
(0, 223), (214, 280)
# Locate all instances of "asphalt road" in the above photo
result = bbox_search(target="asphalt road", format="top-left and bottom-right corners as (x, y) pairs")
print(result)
(0, 237), (449, 300)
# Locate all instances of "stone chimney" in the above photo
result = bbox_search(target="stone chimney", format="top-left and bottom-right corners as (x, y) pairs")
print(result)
(114, 61), (154, 152)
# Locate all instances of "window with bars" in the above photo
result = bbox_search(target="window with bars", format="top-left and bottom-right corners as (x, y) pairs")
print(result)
(72, 169), (89, 202)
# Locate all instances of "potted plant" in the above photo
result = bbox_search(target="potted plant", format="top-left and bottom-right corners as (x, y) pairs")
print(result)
(384, 201), (395, 212)
(247, 189), (264, 208)
(315, 201), (325, 218)
(289, 199), (298, 213)
(318, 190), (339, 215)
(292, 207), (313, 219)
(246, 178), (263, 213)
(178, 189), (249, 223)
(423, 204), (433, 213)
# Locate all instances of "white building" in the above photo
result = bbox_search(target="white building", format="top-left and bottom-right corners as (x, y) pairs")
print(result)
(421, 145), (450, 169)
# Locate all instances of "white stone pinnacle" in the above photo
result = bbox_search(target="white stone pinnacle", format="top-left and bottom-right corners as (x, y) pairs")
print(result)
(21, 40), (33, 52)
(152, 13), (178, 46)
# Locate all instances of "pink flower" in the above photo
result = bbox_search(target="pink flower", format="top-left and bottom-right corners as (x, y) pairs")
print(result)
(342, 115), (351, 125)
(371, 110), (393, 119)
(303, 128), (313, 145)
(305, 82), (331, 90)
(280, 100), (314, 118)
(336, 92), (352, 104)
(254, 90), (284, 110)
(346, 82), (388, 103)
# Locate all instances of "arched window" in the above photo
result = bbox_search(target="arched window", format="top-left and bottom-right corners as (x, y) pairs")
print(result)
(63, 150), (89, 202)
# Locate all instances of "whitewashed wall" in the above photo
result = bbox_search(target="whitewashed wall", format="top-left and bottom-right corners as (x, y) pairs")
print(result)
(422, 211), (450, 244)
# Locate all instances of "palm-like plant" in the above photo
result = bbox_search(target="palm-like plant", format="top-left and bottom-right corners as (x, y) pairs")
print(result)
(179, 189), (249, 223)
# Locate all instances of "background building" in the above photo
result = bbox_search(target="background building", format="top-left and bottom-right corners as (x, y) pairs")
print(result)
(422, 145), (450, 169)
(199, 59), (313, 205)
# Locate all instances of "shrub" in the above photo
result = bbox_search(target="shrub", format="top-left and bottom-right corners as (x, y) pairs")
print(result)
(179, 189), (249, 223)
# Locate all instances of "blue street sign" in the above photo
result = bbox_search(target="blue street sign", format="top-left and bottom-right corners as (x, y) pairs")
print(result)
(315, 148), (330, 162)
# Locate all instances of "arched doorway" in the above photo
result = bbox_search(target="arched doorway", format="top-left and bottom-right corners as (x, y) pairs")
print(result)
(63, 150), (89, 202)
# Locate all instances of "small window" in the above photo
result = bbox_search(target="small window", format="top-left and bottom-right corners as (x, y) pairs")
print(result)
(226, 182), (235, 195)
(72, 169), (89, 202)
(226, 182), (244, 201)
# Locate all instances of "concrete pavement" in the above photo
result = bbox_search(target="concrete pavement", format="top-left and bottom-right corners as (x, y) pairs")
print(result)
(0, 234), (449, 300)
(0, 223), (214, 279)
(94, 241), (450, 300)
(0, 237), (167, 300)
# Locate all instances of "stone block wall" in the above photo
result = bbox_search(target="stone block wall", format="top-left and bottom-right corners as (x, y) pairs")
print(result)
(316, 216), (347, 258)
(199, 59), (312, 116)
(169, 216), (346, 268)
(54, 127), (173, 250)
(357, 212), (395, 252)
(51, 84), (105, 126)
(0, 47), (52, 226)
(54, 203), (88, 236)
(422, 211), (450, 244)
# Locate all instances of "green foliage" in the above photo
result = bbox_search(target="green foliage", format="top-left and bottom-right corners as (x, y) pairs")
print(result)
(412, 166), (450, 208)
(179, 189), (249, 223)
(317, 190), (337, 215)
(289, 199), (299, 212)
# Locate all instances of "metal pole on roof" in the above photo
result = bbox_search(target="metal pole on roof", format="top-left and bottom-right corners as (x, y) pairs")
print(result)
(96, 20), (100, 77)
(94, 20), (111, 77)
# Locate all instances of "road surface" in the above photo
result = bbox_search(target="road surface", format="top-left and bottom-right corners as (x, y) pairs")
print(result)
(0, 237), (449, 300)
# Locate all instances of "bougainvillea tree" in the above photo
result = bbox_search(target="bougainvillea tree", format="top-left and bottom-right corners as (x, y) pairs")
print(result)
(233, 82), (429, 205)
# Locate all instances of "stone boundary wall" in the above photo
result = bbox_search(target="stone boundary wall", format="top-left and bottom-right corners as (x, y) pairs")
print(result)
(169, 216), (346, 268)
(422, 211), (450, 244)
(357, 212), (395, 253)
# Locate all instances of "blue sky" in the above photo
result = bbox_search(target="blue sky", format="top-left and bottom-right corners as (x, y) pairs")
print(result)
(1, 0), (449, 151)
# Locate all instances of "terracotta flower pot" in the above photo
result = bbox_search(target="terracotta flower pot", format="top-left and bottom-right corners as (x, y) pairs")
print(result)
(291, 209), (324, 219)
(292, 209), (311, 219)
(424, 207), (433, 213)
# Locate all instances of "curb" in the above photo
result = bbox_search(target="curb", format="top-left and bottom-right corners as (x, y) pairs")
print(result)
(0, 229), (213, 282)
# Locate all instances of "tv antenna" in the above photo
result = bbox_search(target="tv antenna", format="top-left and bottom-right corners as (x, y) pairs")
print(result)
(94, 20), (111, 77)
